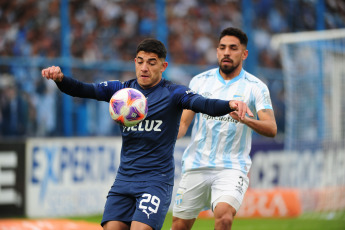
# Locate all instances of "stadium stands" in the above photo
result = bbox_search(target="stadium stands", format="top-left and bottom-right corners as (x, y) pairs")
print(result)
(0, 0), (344, 137)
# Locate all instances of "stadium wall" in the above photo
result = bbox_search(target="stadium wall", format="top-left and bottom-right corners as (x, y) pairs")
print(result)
(3, 137), (343, 218)
(0, 137), (302, 219)
(0, 141), (26, 217)
(25, 138), (121, 217)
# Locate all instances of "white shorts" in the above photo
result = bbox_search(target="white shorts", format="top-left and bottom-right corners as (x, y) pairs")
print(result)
(173, 169), (249, 219)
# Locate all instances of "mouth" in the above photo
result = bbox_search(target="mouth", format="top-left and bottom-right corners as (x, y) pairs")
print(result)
(222, 59), (232, 64)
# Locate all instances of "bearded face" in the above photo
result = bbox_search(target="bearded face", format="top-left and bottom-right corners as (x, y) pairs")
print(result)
(216, 36), (248, 77)
(218, 57), (240, 75)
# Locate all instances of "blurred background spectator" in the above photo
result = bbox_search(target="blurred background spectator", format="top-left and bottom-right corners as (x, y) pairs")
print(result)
(0, 0), (344, 138)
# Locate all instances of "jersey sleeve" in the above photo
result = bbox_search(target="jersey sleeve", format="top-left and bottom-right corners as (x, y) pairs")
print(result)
(94, 80), (124, 102)
(253, 83), (273, 112)
(188, 74), (201, 91)
(55, 76), (97, 99)
(56, 76), (124, 102)
(173, 85), (233, 116)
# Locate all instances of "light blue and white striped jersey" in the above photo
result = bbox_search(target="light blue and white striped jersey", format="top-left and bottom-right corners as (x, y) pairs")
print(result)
(181, 68), (273, 175)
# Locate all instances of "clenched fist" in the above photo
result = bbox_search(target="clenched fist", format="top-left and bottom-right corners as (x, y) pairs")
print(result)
(42, 66), (64, 82)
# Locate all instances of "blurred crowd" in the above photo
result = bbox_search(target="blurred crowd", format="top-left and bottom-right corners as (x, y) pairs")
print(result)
(0, 0), (344, 138)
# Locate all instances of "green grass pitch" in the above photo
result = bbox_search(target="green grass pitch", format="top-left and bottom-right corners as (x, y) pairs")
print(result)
(71, 211), (345, 230)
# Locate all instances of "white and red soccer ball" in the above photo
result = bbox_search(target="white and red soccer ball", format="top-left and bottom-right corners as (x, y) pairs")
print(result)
(109, 88), (148, 127)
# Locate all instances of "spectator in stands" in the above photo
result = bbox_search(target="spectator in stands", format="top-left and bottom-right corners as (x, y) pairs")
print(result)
(0, 75), (35, 136)
(1, 0), (345, 137)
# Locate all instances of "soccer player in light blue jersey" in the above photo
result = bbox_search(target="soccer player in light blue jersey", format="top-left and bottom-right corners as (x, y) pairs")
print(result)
(41, 38), (253, 230)
(172, 27), (277, 230)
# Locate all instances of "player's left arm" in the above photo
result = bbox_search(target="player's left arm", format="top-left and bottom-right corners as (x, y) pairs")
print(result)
(177, 109), (195, 139)
(232, 108), (277, 137)
(176, 85), (253, 117)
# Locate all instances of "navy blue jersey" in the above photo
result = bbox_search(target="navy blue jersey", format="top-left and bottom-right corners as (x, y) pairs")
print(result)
(56, 77), (233, 186)
(94, 78), (203, 185)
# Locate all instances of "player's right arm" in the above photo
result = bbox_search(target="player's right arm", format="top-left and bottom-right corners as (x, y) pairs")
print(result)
(42, 66), (64, 82)
(177, 110), (195, 139)
(42, 66), (98, 99)
(41, 66), (122, 101)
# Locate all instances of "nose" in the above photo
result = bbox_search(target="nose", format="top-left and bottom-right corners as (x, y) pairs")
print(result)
(141, 63), (149, 72)
(224, 47), (231, 56)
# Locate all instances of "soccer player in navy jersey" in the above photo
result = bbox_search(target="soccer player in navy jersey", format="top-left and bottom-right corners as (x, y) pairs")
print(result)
(42, 38), (253, 230)
(172, 28), (277, 230)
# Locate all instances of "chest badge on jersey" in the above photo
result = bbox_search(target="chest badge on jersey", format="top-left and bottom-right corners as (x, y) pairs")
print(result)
(233, 94), (245, 101)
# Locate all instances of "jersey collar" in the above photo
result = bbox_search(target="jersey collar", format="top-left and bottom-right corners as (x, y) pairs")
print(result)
(217, 68), (245, 85)
(136, 78), (164, 92)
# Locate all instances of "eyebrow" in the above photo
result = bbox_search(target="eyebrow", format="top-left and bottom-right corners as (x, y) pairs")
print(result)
(219, 43), (239, 48)
(137, 56), (158, 62)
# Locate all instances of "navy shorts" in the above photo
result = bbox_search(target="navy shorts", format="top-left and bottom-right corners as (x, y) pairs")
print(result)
(101, 179), (173, 230)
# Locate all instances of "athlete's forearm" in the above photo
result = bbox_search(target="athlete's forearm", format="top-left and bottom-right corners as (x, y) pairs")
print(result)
(244, 118), (277, 137)
(191, 97), (233, 116)
(56, 76), (97, 99)
(177, 110), (195, 139)
(177, 122), (188, 139)
(242, 110), (277, 137)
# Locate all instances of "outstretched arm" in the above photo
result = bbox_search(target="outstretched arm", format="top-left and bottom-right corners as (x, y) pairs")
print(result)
(41, 66), (97, 99)
(178, 110), (195, 139)
(229, 100), (254, 121)
(42, 66), (64, 82)
(230, 108), (277, 137)
(179, 100), (254, 139)
(190, 96), (253, 118)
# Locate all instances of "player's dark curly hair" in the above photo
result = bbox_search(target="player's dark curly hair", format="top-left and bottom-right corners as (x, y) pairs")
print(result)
(136, 38), (167, 60)
(219, 27), (248, 47)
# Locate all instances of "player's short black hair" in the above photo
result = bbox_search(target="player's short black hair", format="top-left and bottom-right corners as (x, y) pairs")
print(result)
(219, 27), (248, 47)
(136, 38), (167, 60)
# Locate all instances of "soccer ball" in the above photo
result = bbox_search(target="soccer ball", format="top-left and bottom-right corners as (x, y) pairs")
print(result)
(109, 88), (148, 127)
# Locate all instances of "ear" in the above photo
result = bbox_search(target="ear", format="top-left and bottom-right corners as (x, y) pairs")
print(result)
(161, 61), (168, 73)
(242, 50), (248, 61)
